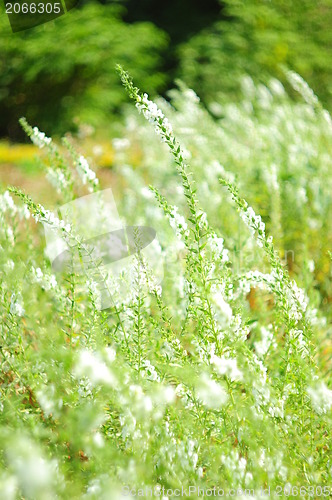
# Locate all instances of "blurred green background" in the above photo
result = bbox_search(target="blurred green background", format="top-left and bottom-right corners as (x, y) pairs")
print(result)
(1, 0), (332, 141)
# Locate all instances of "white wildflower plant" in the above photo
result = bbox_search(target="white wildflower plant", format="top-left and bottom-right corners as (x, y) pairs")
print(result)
(0, 68), (331, 497)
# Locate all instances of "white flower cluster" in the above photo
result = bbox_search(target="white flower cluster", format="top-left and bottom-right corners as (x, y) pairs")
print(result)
(258, 449), (288, 481)
(77, 377), (93, 399)
(168, 206), (189, 239)
(196, 210), (208, 231)
(31, 126), (52, 148)
(0, 191), (30, 219)
(269, 78), (286, 97)
(74, 350), (116, 387)
(252, 380), (271, 409)
(254, 325), (275, 358)
(287, 71), (319, 107)
(4, 259), (15, 272)
(129, 385), (153, 415)
(135, 254), (163, 298)
(184, 439), (199, 471)
(288, 328), (309, 358)
(46, 168), (69, 194)
(196, 374), (228, 409)
(4, 226), (14, 246)
(263, 163), (279, 193)
(175, 383), (194, 410)
(289, 280), (308, 319)
(10, 292), (25, 317)
(238, 269), (307, 324)
(206, 233), (229, 263)
(136, 93), (173, 140)
(126, 383), (174, 421)
(221, 450), (253, 485)
(76, 155), (99, 190)
(6, 437), (59, 498)
(119, 409), (138, 440)
(231, 314), (250, 342)
(0, 191), (16, 214)
(239, 270), (275, 296)
(140, 360), (160, 382)
(36, 384), (63, 418)
(112, 137), (130, 150)
(210, 284), (233, 325)
(239, 205), (266, 247)
(31, 267), (57, 291)
(307, 381), (332, 415)
(32, 206), (71, 234)
(160, 338), (186, 361)
(210, 348), (243, 381)
(268, 395), (286, 419)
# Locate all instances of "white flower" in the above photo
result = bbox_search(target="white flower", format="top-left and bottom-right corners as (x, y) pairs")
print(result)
(36, 384), (62, 418)
(168, 206), (188, 239)
(31, 126), (52, 148)
(112, 138), (130, 150)
(141, 360), (160, 382)
(10, 293), (25, 317)
(175, 384), (194, 410)
(287, 70), (319, 107)
(4, 259), (15, 272)
(92, 432), (104, 448)
(289, 329), (308, 358)
(0, 191), (17, 215)
(76, 155), (99, 189)
(5, 226), (14, 246)
(129, 385), (153, 415)
(196, 374), (228, 409)
(240, 205), (266, 247)
(8, 438), (58, 497)
(46, 168), (69, 193)
(207, 233), (229, 262)
(210, 285), (233, 324)
(231, 314), (249, 342)
(255, 326), (274, 357)
(307, 381), (332, 414)
(308, 260), (315, 273)
(105, 346), (116, 363)
(269, 78), (285, 97)
(211, 354), (243, 381)
(74, 350), (116, 387)
(33, 206), (72, 235)
(31, 267), (57, 291)
(78, 377), (93, 398)
(136, 93), (173, 139)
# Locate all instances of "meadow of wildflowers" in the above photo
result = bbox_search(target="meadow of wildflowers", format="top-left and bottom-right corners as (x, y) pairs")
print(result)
(0, 68), (331, 498)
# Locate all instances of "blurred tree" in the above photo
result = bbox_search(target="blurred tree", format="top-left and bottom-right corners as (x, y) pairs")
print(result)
(178, 0), (332, 110)
(0, 1), (168, 139)
(2, 0), (332, 140)
(123, 0), (221, 43)
(123, 0), (222, 91)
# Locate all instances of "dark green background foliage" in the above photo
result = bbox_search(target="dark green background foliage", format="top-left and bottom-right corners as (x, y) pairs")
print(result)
(0, 2), (168, 138)
(1, 0), (332, 139)
(178, 0), (332, 109)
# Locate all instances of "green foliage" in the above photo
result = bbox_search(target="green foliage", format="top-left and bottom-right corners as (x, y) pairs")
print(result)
(0, 71), (332, 497)
(178, 0), (332, 109)
(3, 0), (332, 142)
(0, 1), (168, 139)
